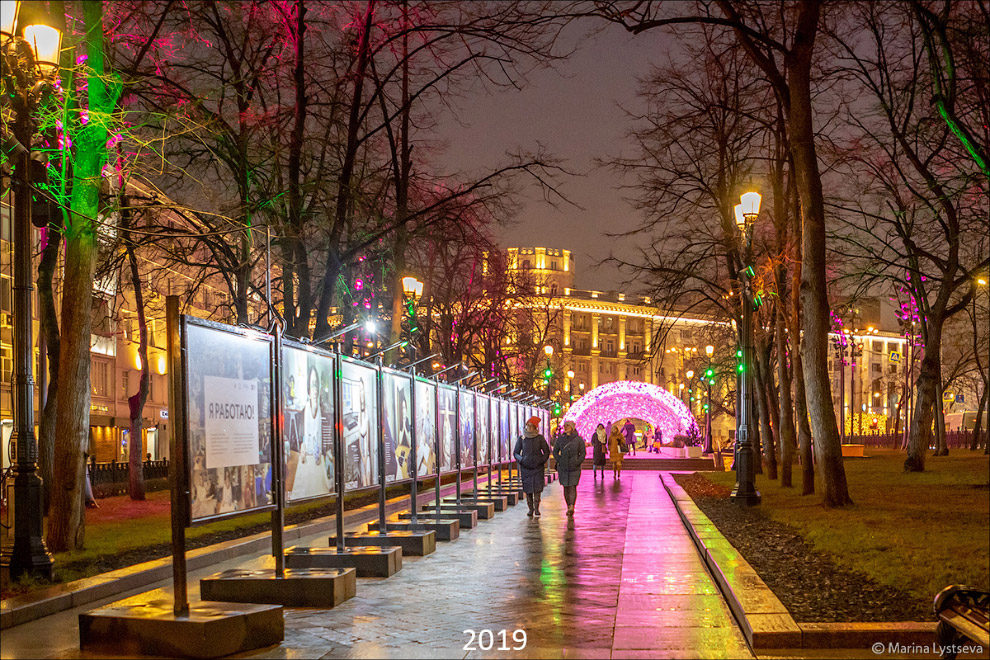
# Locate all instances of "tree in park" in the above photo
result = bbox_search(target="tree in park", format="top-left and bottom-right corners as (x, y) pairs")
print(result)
(47, 0), (122, 552)
(603, 24), (813, 491)
(827, 1), (988, 470)
(574, 0), (852, 505)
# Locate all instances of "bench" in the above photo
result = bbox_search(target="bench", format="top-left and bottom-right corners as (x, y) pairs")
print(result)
(840, 444), (865, 457)
(933, 585), (989, 660)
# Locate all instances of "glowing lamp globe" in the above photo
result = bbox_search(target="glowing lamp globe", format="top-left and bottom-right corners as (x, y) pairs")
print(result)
(23, 24), (61, 72)
(740, 191), (761, 222)
(2, 1), (19, 38)
(734, 204), (746, 232)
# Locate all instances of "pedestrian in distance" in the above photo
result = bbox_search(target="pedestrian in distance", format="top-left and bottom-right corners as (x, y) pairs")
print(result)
(591, 423), (608, 479)
(553, 420), (587, 516)
(514, 415), (551, 517)
(622, 419), (637, 456)
(608, 425), (625, 479)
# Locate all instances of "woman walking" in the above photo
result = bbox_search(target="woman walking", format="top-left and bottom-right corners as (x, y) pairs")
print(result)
(591, 423), (608, 479)
(608, 425), (625, 479)
(552, 420), (587, 516)
(621, 419), (637, 456)
(513, 415), (551, 517)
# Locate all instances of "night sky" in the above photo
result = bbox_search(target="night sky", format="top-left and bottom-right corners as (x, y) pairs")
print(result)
(438, 21), (669, 292)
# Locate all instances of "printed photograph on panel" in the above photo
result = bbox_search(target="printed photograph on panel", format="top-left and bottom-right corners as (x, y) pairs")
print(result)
(185, 321), (273, 522)
(281, 345), (335, 501)
(499, 399), (510, 463)
(383, 370), (412, 483)
(438, 385), (456, 472)
(341, 360), (379, 490)
(459, 390), (475, 468)
(476, 394), (489, 465)
(490, 396), (498, 465)
(414, 379), (437, 476)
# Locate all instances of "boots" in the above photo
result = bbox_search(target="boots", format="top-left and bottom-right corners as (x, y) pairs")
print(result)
(526, 493), (534, 516)
(533, 492), (542, 517)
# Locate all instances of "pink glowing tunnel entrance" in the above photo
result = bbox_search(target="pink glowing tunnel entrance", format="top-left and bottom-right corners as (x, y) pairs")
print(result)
(562, 381), (696, 441)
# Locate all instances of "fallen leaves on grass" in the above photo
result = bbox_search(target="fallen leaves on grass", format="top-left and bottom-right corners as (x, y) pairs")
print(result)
(674, 473), (930, 622)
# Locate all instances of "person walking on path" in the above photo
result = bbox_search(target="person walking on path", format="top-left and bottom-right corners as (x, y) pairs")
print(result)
(514, 415), (551, 517)
(552, 420), (587, 516)
(608, 425), (625, 479)
(622, 419), (637, 456)
(591, 423), (608, 479)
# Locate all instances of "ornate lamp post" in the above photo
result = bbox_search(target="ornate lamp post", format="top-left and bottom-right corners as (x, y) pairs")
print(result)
(543, 344), (553, 399)
(1, 0), (62, 580)
(731, 191), (762, 506)
(703, 344), (715, 454)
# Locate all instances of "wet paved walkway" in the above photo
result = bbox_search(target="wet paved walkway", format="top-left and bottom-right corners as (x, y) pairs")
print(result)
(1, 472), (751, 659)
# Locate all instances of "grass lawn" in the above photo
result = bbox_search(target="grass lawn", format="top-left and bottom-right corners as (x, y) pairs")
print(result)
(701, 448), (989, 601)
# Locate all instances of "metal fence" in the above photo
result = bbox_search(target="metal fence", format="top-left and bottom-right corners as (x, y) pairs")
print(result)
(844, 431), (988, 449)
(89, 458), (170, 497)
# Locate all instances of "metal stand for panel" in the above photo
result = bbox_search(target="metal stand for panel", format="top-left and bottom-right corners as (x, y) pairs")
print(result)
(376, 358), (388, 530)
(434, 379), (443, 514)
(409, 369), (418, 523)
(455, 386), (462, 507)
(271, 325), (285, 578)
(334, 352), (346, 553)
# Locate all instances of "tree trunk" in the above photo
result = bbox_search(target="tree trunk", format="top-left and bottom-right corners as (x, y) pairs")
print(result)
(777, 302), (796, 487)
(314, 1), (374, 339)
(790, 235), (814, 495)
(755, 338), (777, 479)
(933, 374), (948, 456)
(971, 386), (988, 450)
(47, 0), (111, 553)
(126, 242), (148, 500)
(786, 3), (852, 506)
(906, 336), (942, 469)
(284, 0), (310, 338)
(37, 226), (61, 513)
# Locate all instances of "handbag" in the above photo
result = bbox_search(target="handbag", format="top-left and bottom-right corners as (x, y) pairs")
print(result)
(618, 440), (628, 453)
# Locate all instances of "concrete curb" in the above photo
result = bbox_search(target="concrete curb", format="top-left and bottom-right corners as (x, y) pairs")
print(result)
(1, 472), (508, 630)
(658, 472), (936, 651)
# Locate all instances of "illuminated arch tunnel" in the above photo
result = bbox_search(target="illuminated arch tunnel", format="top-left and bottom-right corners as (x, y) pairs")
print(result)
(562, 380), (697, 441)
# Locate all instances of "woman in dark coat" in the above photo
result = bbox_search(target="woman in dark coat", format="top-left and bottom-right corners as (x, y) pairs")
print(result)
(552, 420), (587, 516)
(513, 415), (551, 517)
(591, 423), (607, 479)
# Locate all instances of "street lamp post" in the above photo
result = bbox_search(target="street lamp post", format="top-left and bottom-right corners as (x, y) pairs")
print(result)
(543, 344), (553, 399)
(703, 345), (714, 455)
(0, 1), (61, 581)
(399, 275), (423, 365)
(730, 191), (762, 506)
(566, 369), (574, 410)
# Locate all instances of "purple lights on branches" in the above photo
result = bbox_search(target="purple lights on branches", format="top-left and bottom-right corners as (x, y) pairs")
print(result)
(562, 381), (696, 441)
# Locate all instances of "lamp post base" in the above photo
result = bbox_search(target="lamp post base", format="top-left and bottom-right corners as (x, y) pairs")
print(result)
(0, 470), (54, 584)
(729, 486), (762, 506)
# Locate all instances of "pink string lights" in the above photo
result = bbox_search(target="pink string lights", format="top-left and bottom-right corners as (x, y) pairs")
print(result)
(562, 380), (696, 441)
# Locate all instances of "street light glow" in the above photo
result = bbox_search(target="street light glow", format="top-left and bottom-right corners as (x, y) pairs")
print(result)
(740, 191), (761, 221)
(23, 24), (62, 72)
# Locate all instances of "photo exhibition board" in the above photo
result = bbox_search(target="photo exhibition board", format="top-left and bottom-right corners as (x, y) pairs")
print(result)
(340, 358), (379, 492)
(183, 318), (275, 524)
(498, 399), (510, 463)
(489, 395), (498, 465)
(414, 378), (437, 477)
(382, 369), (414, 484)
(281, 342), (335, 502)
(459, 389), (475, 469)
(438, 384), (457, 474)
(476, 393), (489, 466)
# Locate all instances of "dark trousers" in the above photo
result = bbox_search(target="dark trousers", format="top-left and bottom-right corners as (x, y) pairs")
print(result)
(563, 485), (577, 507)
(525, 492), (542, 512)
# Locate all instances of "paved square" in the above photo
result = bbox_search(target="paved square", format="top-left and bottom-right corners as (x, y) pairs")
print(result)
(1, 472), (752, 659)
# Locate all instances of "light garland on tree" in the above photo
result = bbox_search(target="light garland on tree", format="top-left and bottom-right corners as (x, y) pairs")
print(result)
(562, 381), (696, 441)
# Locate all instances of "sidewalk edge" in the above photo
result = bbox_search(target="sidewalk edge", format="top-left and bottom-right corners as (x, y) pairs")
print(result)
(1, 473), (505, 629)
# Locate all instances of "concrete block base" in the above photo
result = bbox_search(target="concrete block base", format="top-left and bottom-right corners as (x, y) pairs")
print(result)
(199, 568), (356, 608)
(329, 530), (436, 556)
(438, 499), (495, 519)
(479, 489), (520, 505)
(284, 545), (402, 578)
(367, 519), (460, 541)
(402, 508), (477, 529)
(79, 598), (283, 659)
(451, 494), (508, 511)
